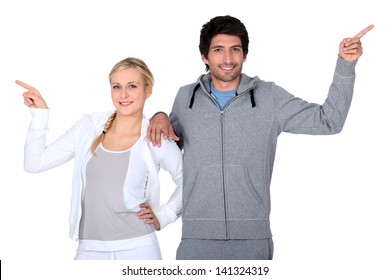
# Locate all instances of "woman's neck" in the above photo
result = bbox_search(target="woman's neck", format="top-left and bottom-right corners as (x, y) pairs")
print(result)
(102, 113), (143, 151)
(111, 113), (142, 135)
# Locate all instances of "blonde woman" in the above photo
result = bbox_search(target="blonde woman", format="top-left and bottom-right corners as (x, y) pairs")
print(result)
(17, 57), (183, 260)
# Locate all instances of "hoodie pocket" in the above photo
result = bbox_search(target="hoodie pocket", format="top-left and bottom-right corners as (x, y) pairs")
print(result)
(225, 164), (267, 220)
(183, 166), (225, 220)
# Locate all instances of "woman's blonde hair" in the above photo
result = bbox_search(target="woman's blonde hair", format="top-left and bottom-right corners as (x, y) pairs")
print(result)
(90, 57), (154, 155)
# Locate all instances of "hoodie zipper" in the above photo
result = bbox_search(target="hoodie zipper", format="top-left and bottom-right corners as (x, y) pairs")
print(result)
(220, 110), (229, 239)
(208, 88), (254, 240)
(219, 90), (254, 240)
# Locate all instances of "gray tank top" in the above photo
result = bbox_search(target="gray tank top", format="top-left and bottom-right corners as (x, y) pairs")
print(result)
(79, 145), (154, 241)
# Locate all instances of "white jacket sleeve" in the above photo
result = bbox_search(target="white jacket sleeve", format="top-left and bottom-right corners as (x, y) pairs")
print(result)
(153, 138), (183, 230)
(24, 108), (76, 173)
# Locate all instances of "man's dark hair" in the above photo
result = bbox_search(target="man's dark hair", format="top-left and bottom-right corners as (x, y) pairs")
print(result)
(199, 15), (249, 71)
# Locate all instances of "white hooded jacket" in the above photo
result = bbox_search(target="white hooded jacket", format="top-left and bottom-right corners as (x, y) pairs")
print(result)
(24, 109), (183, 241)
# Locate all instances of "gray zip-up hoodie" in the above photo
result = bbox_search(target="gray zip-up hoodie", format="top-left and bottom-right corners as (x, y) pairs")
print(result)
(170, 57), (356, 240)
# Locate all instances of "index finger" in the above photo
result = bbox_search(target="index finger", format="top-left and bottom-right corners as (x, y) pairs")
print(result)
(15, 80), (34, 90)
(353, 24), (375, 39)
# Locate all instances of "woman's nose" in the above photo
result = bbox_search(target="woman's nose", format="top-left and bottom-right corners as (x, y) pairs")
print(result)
(120, 88), (129, 98)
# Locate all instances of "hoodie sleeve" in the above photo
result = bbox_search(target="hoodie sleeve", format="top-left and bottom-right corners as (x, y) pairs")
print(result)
(153, 138), (183, 230)
(24, 108), (77, 173)
(169, 87), (185, 149)
(274, 57), (357, 135)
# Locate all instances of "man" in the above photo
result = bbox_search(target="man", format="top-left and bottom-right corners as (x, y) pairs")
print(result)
(148, 15), (373, 260)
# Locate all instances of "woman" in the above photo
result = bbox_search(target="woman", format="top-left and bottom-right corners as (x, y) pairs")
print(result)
(17, 57), (183, 260)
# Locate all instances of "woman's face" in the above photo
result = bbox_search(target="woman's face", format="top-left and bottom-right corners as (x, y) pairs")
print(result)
(110, 67), (152, 117)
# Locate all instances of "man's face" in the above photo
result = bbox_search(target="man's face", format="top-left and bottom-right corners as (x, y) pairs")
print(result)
(202, 34), (246, 90)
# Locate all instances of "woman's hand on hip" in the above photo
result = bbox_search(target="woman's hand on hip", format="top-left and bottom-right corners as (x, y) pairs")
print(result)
(138, 202), (161, 230)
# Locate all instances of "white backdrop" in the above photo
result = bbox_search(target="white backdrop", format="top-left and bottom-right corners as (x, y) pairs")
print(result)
(1, 0), (389, 279)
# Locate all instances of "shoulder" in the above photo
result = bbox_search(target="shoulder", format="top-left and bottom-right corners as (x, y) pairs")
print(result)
(239, 73), (275, 92)
(147, 137), (181, 159)
(72, 111), (113, 133)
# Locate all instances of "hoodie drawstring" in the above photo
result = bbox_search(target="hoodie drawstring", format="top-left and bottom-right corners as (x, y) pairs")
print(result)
(250, 89), (256, 108)
(189, 84), (200, 109)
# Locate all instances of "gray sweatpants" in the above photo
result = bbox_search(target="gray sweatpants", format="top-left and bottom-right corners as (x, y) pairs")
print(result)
(176, 238), (273, 260)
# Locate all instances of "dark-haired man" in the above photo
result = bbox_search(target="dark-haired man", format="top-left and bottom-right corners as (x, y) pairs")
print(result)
(148, 15), (373, 260)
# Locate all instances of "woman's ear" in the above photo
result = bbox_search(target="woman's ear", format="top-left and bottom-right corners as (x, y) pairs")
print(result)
(146, 85), (152, 98)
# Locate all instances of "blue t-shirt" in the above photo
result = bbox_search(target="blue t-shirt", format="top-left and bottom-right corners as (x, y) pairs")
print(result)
(210, 83), (236, 110)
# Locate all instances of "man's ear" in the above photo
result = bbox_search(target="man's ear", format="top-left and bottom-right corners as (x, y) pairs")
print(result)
(201, 54), (208, 64)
